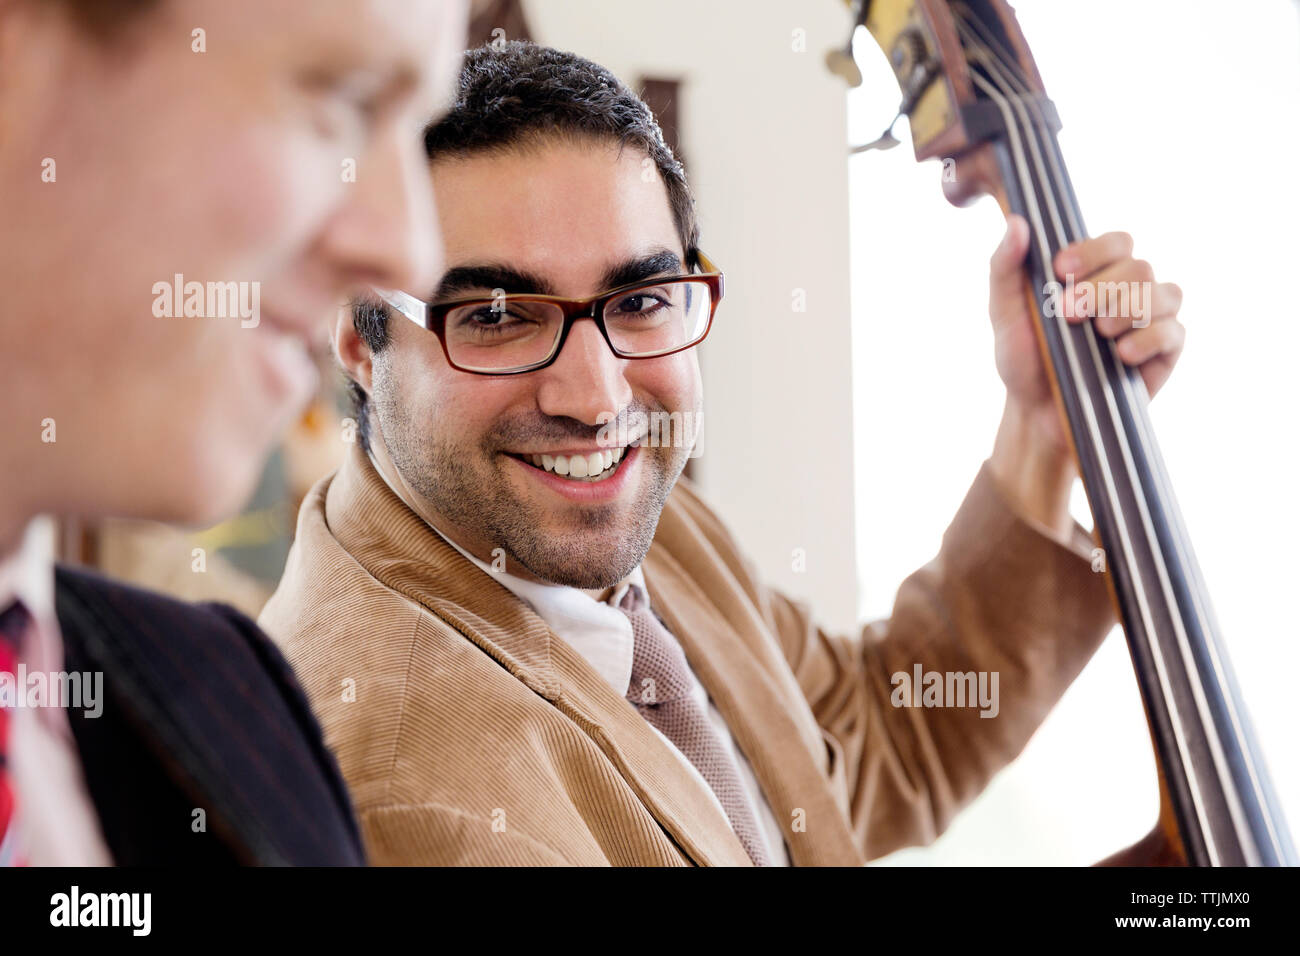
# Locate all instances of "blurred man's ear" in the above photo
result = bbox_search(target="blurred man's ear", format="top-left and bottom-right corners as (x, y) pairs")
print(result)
(333, 306), (374, 398)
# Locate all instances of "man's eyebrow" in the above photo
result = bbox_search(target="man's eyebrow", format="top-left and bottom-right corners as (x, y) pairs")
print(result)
(600, 250), (683, 290)
(433, 265), (556, 301)
(431, 250), (685, 302)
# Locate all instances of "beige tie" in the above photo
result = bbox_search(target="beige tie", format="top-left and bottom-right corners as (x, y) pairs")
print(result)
(616, 584), (772, 866)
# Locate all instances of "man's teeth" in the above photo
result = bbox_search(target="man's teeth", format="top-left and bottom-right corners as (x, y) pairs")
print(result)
(527, 447), (624, 480)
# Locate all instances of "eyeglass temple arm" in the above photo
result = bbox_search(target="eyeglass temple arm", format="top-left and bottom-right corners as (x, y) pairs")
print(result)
(695, 251), (724, 304)
(374, 288), (430, 329)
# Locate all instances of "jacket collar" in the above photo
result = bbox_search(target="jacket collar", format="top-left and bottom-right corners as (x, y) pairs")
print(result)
(326, 443), (860, 866)
(366, 449), (642, 696)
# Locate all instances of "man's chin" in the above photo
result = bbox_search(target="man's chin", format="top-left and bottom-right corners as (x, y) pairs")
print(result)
(499, 509), (656, 589)
(522, 563), (630, 591)
(462, 447), (680, 588)
(508, 533), (642, 589)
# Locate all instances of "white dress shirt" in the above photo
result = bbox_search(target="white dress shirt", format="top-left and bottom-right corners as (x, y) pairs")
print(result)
(368, 457), (790, 864)
(1, 517), (112, 865)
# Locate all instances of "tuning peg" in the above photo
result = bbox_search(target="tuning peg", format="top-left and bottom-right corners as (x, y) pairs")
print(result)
(825, 46), (863, 88)
(828, 0), (873, 88)
(850, 112), (903, 154)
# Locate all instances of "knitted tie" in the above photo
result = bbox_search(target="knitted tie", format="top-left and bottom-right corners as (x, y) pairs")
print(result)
(616, 584), (771, 866)
(0, 600), (31, 866)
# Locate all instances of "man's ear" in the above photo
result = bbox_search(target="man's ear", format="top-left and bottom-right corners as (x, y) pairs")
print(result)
(333, 304), (374, 396)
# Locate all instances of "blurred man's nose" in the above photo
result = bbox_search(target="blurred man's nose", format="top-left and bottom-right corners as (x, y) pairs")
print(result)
(534, 319), (634, 428)
(322, 124), (442, 298)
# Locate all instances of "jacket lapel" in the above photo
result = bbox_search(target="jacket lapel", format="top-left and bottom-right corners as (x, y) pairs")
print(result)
(56, 569), (289, 864)
(327, 445), (751, 866)
(543, 632), (754, 866)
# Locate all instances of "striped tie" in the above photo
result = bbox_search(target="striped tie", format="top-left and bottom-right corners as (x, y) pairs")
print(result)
(0, 599), (31, 866)
(616, 584), (772, 866)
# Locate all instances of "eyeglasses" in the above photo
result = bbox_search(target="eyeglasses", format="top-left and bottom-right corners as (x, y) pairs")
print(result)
(374, 252), (724, 375)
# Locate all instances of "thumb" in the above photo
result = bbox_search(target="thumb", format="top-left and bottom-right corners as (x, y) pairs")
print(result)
(989, 214), (1030, 314)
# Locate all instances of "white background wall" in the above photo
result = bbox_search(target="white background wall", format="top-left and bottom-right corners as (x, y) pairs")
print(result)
(525, 0), (1300, 864)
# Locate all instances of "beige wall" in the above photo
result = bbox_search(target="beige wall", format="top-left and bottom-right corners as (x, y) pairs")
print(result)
(524, 0), (860, 634)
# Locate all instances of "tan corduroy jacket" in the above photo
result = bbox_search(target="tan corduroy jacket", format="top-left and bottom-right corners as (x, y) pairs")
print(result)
(260, 443), (1114, 866)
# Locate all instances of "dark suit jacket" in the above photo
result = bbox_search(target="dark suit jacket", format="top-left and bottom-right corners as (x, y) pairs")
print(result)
(54, 565), (364, 865)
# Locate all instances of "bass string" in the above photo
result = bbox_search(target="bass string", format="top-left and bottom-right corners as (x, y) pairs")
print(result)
(954, 7), (1278, 862)
(951, 12), (1226, 860)
(970, 13), (1293, 863)
(1012, 63), (1289, 866)
(953, 6), (1283, 862)
(955, 6), (1209, 625)
(956, 6), (1205, 585)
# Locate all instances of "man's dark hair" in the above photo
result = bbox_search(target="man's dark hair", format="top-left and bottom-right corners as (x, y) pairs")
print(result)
(347, 40), (700, 452)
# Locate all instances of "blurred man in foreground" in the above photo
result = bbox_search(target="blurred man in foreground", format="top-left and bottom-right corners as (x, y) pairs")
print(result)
(0, 0), (466, 864)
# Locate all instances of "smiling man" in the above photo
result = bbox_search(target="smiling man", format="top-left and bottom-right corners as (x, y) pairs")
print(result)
(261, 41), (1188, 866)
(358, 179), (708, 596)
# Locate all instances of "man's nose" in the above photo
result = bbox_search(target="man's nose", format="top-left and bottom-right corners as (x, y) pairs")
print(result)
(321, 125), (442, 299)
(533, 318), (633, 427)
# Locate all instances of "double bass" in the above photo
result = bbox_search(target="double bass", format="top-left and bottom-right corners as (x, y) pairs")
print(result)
(827, 0), (1296, 866)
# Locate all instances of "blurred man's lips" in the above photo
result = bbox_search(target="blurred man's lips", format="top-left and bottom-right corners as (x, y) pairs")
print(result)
(263, 307), (321, 345)
(255, 311), (319, 405)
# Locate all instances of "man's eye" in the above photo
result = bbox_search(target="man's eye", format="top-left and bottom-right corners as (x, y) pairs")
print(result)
(311, 93), (379, 140)
(300, 70), (386, 140)
(459, 305), (537, 328)
(611, 293), (668, 315)
(465, 306), (508, 325)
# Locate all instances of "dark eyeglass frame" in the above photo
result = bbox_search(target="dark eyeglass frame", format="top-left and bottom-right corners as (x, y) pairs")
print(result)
(374, 251), (724, 375)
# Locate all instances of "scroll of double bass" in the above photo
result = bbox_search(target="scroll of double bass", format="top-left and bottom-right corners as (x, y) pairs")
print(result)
(829, 0), (1296, 866)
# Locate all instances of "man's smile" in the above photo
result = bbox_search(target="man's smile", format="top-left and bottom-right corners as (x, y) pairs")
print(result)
(508, 446), (626, 481)
(502, 442), (644, 501)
